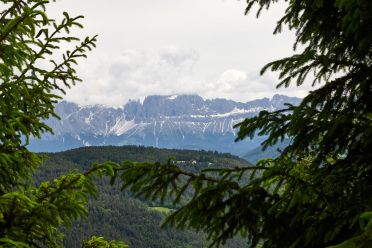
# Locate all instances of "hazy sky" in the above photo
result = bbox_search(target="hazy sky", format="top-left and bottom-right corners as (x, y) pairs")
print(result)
(48, 0), (312, 106)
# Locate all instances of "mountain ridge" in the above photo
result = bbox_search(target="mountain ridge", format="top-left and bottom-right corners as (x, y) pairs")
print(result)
(29, 94), (301, 156)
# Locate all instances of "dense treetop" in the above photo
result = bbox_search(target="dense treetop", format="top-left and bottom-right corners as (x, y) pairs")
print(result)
(0, 1), (125, 247)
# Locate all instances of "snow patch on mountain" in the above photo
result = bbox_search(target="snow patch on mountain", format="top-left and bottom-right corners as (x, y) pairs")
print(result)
(109, 118), (137, 136)
(211, 107), (264, 118)
(167, 95), (178, 100)
(84, 112), (95, 124)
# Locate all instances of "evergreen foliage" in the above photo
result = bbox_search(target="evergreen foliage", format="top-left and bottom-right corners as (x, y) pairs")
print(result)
(82, 236), (128, 248)
(0, 1), (125, 247)
(37, 146), (249, 248)
(106, 1), (372, 247)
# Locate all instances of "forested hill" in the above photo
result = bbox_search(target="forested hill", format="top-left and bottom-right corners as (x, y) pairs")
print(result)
(36, 146), (251, 248)
(40, 145), (252, 168)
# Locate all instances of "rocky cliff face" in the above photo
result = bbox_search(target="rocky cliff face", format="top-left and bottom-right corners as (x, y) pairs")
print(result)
(29, 94), (301, 156)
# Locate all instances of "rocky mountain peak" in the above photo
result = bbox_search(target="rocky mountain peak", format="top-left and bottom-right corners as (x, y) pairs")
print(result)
(141, 94), (205, 117)
(30, 94), (302, 156)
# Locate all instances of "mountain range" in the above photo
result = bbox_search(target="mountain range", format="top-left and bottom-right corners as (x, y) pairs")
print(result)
(29, 94), (301, 158)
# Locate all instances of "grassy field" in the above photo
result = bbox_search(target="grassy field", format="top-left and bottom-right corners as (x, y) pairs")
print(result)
(148, 206), (173, 214)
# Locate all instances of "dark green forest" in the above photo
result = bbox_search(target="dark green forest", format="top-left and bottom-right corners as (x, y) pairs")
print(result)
(35, 146), (251, 248)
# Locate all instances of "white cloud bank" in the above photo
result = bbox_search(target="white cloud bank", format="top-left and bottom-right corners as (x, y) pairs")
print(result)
(51, 0), (316, 106)
(64, 47), (314, 107)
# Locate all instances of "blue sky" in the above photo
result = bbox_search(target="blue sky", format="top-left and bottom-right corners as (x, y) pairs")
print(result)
(49, 0), (312, 106)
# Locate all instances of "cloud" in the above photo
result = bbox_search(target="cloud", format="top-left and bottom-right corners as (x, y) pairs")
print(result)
(198, 69), (313, 103)
(50, 0), (312, 106)
(159, 47), (199, 68)
(64, 48), (200, 106)
(63, 46), (315, 107)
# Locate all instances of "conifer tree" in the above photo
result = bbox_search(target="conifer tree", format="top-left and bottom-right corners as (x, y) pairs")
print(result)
(111, 1), (372, 247)
(0, 1), (126, 247)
